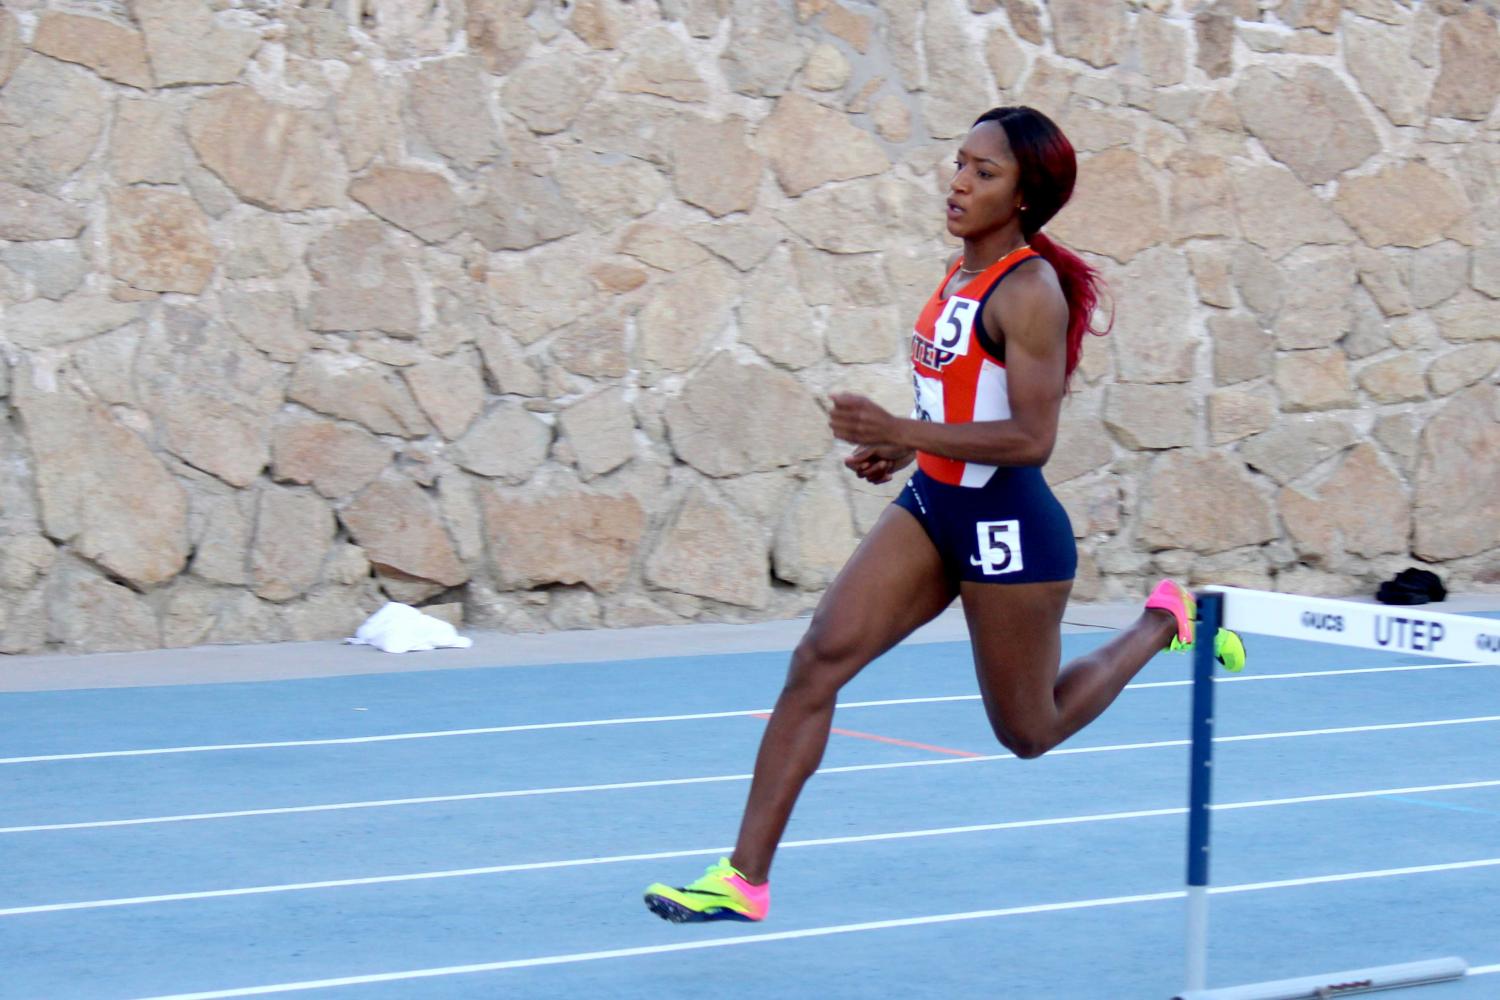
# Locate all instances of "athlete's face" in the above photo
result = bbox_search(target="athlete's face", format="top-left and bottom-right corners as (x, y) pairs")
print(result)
(946, 121), (1024, 238)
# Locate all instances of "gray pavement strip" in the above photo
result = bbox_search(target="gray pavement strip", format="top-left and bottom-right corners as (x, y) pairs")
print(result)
(1, 595), (1496, 693)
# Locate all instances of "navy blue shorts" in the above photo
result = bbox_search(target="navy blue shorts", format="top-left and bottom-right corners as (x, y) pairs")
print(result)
(894, 467), (1077, 585)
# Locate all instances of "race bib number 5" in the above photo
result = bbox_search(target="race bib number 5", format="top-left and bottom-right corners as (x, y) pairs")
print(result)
(970, 520), (1023, 576)
(934, 297), (978, 355)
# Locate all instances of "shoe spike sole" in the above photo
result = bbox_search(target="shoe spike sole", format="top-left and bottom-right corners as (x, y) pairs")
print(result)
(644, 893), (756, 923)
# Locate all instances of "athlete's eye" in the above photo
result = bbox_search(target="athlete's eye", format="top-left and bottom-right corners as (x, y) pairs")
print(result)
(977, 170), (992, 180)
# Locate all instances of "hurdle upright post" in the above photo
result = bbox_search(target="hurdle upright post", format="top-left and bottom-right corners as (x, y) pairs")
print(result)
(1184, 590), (1222, 993)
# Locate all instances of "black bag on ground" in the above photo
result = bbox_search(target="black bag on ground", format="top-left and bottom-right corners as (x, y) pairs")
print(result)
(1375, 567), (1447, 605)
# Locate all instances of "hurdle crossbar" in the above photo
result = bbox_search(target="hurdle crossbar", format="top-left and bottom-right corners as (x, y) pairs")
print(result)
(1205, 586), (1500, 665)
(1174, 587), (1500, 998)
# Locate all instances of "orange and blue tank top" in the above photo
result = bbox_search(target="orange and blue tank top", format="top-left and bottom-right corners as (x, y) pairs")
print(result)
(909, 244), (1039, 488)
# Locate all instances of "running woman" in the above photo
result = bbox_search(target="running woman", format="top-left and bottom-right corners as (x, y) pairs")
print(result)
(643, 106), (1245, 924)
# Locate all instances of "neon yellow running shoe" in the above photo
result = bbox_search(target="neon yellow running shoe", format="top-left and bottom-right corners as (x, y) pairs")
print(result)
(1145, 579), (1246, 672)
(644, 858), (770, 923)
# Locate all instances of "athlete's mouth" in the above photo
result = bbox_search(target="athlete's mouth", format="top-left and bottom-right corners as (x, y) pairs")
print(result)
(946, 199), (964, 218)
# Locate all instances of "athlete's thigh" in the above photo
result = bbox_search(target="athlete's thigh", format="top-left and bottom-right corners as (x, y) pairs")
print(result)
(959, 578), (1072, 734)
(794, 503), (957, 686)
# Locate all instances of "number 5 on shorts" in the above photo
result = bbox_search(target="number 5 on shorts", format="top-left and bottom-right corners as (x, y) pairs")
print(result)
(970, 520), (1023, 576)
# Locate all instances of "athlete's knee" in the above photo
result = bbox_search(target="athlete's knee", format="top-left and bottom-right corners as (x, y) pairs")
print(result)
(799, 610), (871, 668)
(990, 723), (1054, 760)
(782, 624), (861, 709)
(1006, 735), (1051, 760)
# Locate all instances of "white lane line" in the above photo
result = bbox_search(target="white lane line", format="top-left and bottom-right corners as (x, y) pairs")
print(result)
(7, 778), (1499, 918)
(1210, 661), (1486, 684)
(124, 858), (1500, 1000)
(126, 890), (1193, 1000)
(5, 661), (1486, 766)
(8, 716), (1500, 835)
(1211, 778), (1500, 813)
(0, 773), (759, 833)
(1211, 857), (1500, 895)
(0, 709), (779, 765)
(1211, 715), (1500, 745)
(2, 698), (975, 765)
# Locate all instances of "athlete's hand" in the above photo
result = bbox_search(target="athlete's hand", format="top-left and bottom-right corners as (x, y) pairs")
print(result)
(844, 444), (914, 484)
(829, 393), (900, 447)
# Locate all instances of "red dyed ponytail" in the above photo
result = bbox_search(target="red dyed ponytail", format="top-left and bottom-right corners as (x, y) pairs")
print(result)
(1028, 231), (1111, 380)
(974, 107), (1112, 381)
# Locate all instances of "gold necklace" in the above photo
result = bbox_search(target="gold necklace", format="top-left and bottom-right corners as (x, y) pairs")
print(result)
(957, 244), (1031, 276)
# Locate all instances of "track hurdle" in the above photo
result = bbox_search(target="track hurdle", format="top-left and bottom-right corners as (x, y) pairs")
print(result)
(1171, 586), (1500, 999)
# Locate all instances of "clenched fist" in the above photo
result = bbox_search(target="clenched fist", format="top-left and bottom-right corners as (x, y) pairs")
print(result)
(843, 444), (915, 485)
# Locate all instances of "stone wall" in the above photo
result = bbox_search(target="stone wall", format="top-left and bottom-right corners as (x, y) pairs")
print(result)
(0, 0), (1497, 655)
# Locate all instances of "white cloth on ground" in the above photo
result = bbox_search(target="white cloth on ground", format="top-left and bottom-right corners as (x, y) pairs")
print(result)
(345, 602), (473, 653)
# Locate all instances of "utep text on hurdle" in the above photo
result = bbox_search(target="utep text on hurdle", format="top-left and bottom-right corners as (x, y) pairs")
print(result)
(1301, 610), (1455, 653)
(1373, 614), (1444, 653)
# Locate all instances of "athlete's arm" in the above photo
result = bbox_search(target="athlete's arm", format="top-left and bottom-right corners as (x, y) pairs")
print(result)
(829, 262), (1068, 468)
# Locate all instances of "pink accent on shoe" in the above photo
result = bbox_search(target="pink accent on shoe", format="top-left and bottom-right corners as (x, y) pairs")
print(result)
(1145, 579), (1193, 645)
(725, 873), (771, 920)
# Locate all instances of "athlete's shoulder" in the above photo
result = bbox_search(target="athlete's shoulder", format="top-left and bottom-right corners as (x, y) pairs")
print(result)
(1010, 252), (1060, 291)
(992, 254), (1065, 322)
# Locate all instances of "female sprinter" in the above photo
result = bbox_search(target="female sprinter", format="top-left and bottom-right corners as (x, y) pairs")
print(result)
(644, 106), (1245, 924)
